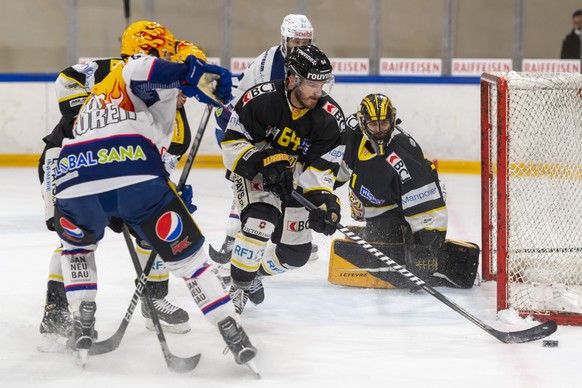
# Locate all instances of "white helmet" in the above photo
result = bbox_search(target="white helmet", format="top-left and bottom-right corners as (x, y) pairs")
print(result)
(280, 14), (314, 57)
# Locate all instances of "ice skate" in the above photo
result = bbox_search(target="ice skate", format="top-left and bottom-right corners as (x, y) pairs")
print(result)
(39, 303), (73, 338)
(67, 301), (97, 367)
(309, 243), (319, 261)
(141, 297), (190, 334)
(247, 276), (265, 306)
(218, 315), (258, 371)
(229, 285), (249, 315)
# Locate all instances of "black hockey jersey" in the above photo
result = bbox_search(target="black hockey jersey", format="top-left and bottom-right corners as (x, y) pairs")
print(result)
(221, 80), (345, 195)
(338, 114), (447, 236)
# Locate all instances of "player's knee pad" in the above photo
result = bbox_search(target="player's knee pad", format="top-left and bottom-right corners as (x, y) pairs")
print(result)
(184, 263), (234, 325)
(54, 207), (98, 248)
(137, 195), (205, 263)
(61, 248), (97, 313)
(240, 203), (278, 241)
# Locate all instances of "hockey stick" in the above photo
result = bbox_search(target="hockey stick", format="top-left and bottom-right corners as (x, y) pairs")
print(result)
(122, 225), (201, 373)
(89, 105), (213, 356)
(291, 191), (558, 344)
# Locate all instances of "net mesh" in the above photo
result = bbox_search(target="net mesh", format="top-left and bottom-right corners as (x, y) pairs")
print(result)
(484, 72), (582, 318)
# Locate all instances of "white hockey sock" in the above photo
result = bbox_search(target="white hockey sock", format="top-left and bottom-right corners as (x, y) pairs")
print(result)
(163, 248), (235, 325)
(136, 244), (169, 283)
(48, 246), (64, 284)
(260, 242), (292, 276)
(61, 248), (97, 313)
(231, 233), (267, 282)
(225, 197), (241, 238)
(184, 264), (235, 325)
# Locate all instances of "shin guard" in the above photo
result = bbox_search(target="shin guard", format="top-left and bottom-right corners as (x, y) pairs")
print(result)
(230, 233), (267, 288)
(184, 264), (234, 325)
(61, 248), (97, 313)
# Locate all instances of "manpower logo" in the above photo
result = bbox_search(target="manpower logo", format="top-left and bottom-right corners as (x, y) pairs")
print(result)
(401, 182), (441, 210)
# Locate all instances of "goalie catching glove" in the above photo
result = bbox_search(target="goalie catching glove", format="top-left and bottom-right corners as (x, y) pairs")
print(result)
(306, 191), (341, 236)
(260, 150), (294, 203)
(180, 55), (233, 107)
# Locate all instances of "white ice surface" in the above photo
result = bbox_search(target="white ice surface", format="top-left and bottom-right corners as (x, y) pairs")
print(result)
(0, 168), (580, 388)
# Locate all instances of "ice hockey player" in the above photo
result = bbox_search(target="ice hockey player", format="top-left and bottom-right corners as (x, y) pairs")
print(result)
(45, 21), (257, 367)
(39, 25), (207, 339)
(220, 44), (346, 314)
(331, 93), (479, 290)
(209, 14), (318, 269)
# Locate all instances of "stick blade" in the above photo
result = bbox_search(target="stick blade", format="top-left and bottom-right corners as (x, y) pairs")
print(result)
(166, 353), (202, 373)
(493, 320), (558, 344)
(208, 244), (231, 264)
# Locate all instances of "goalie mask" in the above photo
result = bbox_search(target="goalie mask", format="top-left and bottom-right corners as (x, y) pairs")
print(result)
(357, 93), (397, 155)
(120, 20), (176, 60)
(173, 40), (207, 63)
(280, 14), (314, 58)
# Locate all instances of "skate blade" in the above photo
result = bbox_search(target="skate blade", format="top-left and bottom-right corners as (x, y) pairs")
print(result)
(74, 349), (89, 369)
(245, 359), (261, 378)
(37, 334), (69, 354)
(145, 319), (191, 334)
(208, 244), (231, 264)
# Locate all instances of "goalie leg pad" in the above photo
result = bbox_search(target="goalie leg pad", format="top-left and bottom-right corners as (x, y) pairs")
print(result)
(433, 240), (480, 289)
(328, 238), (480, 289)
(328, 239), (408, 288)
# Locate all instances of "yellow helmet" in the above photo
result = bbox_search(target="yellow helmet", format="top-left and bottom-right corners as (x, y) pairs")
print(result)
(173, 40), (207, 63)
(120, 20), (176, 60)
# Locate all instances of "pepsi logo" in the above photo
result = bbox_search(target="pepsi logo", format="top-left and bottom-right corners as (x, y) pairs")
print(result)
(155, 211), (183, 242)
(60, 217), (84, 239)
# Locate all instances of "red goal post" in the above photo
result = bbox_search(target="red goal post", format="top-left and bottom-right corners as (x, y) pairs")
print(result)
(481, 71), (582, 325)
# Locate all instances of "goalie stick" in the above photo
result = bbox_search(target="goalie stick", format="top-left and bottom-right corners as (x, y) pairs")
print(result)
(89, 104), (213, 358)
(291, 191), (558, 344)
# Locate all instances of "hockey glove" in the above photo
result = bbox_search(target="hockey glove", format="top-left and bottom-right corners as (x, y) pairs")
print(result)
(179, 184), (198, 214)
(306, 192), (341, 236)
(181, 55), (233, 107)
(260, 150), (294, 203)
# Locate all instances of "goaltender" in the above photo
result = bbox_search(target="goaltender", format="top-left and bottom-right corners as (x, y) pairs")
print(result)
(330, 93), (479, 290)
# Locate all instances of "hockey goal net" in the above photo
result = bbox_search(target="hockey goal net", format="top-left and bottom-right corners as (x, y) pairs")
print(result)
(481, 71), (582, 325)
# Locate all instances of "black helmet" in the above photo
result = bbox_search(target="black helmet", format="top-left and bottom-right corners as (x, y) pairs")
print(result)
(285, 44), (333, 82)
(357, 93), (397, 154)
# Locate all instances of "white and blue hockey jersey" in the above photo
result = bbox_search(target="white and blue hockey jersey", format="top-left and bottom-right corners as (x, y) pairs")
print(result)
(54, 55), (188, 199)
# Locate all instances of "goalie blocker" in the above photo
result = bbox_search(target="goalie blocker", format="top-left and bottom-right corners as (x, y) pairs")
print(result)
(329, 236), (479, 289)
